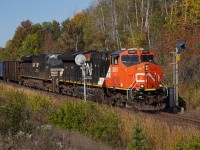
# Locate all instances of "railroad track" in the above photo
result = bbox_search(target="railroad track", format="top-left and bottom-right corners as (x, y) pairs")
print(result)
(148, 112), (200, 130)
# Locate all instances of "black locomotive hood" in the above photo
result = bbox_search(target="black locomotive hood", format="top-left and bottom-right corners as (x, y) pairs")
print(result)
(21, 55), (37, 62)
(57, 50), (86, 61)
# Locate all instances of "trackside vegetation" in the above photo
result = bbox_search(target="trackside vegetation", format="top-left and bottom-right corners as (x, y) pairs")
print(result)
(0, 85), (200, 149)
(49, 102), (122, 146)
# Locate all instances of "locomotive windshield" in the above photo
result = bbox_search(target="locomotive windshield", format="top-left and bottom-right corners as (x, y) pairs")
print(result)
(141, 55), (154, 62)
(122, 55), (139, 67)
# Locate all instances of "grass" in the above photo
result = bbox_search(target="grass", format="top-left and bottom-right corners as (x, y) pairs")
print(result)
(179, 82), (200, 113)
(115, 107), (200, 150)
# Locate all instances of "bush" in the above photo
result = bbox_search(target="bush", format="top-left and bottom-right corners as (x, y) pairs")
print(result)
(0, 91), (33, 135)
(29, 94), (53, 123)
(49, 101), (122, 146)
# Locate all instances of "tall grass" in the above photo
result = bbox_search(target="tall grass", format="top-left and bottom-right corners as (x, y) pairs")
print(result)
(180, 82), (200, 112)
(115, 108), (200, 150)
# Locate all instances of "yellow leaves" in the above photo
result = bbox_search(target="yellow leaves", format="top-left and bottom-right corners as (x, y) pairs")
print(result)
(72, 12), (84, 24)
(183, 0), (200, 16)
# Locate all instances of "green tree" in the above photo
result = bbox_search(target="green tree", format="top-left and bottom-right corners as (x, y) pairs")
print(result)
(128, 124), (149, 150)
(21, 33), (41, 56)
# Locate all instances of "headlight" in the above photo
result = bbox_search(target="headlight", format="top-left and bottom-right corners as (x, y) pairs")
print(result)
(140, 84), (144, 88)
(145, 64), (149, 71)
(159, 83), (163, 87)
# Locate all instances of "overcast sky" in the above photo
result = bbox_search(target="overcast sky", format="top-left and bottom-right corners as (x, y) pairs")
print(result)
(0, 0), (93, 47)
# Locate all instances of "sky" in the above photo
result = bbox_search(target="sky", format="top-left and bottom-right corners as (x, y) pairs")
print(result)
(0, 0), (94, 47)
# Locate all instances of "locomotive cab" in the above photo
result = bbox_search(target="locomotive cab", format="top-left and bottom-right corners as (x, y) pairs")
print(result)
(104, 48), (167, 110)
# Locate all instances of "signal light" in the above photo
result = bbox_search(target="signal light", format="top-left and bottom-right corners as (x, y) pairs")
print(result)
(176, 40), (186, 54)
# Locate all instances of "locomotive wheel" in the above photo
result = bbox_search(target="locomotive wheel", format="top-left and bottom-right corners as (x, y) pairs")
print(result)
(116, 93), (125, 107)
(104, 96), (114, 106)
(133, 101), (140, 111)
(18, 80), (23, 85)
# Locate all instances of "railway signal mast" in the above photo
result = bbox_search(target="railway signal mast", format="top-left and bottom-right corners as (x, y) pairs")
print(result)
(175, 40), (186, 108)
(75, 54), (88, 101)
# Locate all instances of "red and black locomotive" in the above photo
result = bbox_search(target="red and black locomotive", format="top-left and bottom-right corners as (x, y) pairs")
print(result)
(0, 48), (168, 110)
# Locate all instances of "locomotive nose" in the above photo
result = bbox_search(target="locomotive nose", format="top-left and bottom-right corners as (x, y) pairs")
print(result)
(143, 63), (161, 89)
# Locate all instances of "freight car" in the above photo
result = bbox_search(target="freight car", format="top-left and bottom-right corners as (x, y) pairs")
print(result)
(1, 48), (168, 110)
(4, 61), (22, 82)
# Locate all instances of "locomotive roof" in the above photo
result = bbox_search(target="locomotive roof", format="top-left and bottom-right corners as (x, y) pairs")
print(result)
(21, 50), (122, 62)
(21, 55), (37, 61)
(111, 50), (123, 58)
(57, 51), (85, 61)
(21, 54), (60, 62)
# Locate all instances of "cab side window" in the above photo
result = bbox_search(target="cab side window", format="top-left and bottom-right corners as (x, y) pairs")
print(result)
(114, 57), (118, 64)
(111, 57), (119, 65)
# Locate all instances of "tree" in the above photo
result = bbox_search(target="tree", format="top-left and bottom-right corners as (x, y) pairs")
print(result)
(42, 33), (59, 54)
(60, 13), (85, 51)
(21, 33), (41, 56)
(128, 124), (149, 150)
(182, 0), (200, 23)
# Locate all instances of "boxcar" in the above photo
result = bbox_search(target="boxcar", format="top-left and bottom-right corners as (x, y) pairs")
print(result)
(4, 61), (22, 82)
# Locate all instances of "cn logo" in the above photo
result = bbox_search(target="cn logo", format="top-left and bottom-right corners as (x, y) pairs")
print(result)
(135, 73), (156, 83)
(135, 73), (145, 82)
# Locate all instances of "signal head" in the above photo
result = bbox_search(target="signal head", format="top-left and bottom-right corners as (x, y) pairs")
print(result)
(176, 40), (186, 53)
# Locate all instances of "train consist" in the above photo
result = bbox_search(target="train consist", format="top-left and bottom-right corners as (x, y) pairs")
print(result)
(0, 48), (168, 110)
